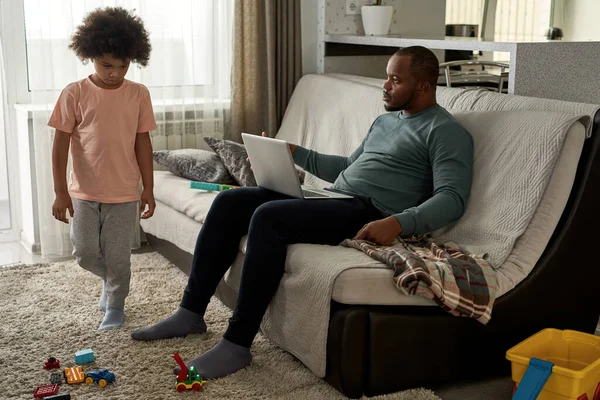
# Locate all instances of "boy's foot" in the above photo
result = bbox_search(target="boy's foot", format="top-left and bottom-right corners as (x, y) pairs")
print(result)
(174, 338), (252, 379)
(99, 280), (107, 312)
(99, 307), (124, 330)
(131, 307), (207, 340)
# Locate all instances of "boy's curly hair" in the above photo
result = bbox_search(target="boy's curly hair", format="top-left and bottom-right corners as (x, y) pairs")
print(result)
(69, 6), (151, 66)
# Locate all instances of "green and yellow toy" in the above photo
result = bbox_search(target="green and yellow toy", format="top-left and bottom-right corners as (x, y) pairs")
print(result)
(173, 352), (205, 392)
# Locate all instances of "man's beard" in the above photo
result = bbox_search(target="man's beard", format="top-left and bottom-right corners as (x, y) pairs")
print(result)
(384, 88), (416, 112)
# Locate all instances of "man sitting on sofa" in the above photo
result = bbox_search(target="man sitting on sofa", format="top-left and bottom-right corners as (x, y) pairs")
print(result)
(131, 46), (474, 379)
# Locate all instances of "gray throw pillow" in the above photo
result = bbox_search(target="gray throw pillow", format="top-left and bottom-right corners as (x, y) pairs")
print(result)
(153, 149), (237, 185)
(203, 136), (305, 187)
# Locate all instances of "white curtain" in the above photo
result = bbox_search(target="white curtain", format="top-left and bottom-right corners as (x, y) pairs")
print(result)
(446, 0), (551, 40)
(446, 0), (551, 61)
(445, 0), (483, 25)
(24, 0), (234, 258)
(494, 0), (551, 41)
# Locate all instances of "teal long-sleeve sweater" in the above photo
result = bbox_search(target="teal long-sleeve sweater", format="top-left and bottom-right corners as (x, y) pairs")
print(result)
(292, 104), (473, 237)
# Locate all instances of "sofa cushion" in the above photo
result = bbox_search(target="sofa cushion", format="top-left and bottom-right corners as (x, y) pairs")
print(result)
(432, 110), (584, 268)
(204, 137), (258, 186)
(493, 121), (585, 295)
(204, 136), (306, 187)
(153, 171), (218, 223)
(153, 149), (237, 184)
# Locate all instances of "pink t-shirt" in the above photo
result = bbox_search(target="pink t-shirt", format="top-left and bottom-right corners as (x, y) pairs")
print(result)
(48, 76), (157, 203)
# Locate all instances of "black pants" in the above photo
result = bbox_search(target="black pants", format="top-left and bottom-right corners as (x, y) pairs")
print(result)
(180, 186), (383, 348)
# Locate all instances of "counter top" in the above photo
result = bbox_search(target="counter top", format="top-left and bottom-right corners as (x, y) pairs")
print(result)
(324, 34), (596, 52)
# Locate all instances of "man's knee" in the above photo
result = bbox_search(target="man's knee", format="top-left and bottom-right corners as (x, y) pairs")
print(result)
(212, 187), (266, 212)
(213, 188), (239, 206)
(251, 203), (282, 226)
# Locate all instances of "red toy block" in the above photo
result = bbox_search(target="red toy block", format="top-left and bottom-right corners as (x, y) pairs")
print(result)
(33, 384), (58, 398)
(43, 357), (60, 370)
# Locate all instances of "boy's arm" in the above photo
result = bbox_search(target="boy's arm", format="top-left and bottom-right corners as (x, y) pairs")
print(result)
(51, 129), (73, 223)
(135, 132), (155, 219)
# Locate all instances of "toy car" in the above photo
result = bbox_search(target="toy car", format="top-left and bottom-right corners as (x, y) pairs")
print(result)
(43, 357), (61, 370)
(85, 369), (116, 387)
(64, 365), (85, 384)
(173, 353), (206, 392)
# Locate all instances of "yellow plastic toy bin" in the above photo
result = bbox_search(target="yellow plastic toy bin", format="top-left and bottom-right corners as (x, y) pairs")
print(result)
(506, 328), (600, 400)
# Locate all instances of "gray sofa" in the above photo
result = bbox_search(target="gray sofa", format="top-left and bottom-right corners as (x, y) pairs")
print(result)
(141, 73), (600, 398)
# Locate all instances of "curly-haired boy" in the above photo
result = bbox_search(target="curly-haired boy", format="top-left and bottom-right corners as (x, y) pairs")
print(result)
(49, 7), (157, 330)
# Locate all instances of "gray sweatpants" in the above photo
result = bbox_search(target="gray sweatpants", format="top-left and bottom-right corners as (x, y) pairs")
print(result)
(71, 198), (139, 309)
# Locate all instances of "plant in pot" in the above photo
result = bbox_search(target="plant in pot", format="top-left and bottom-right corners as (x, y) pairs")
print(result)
(361, 0), (394, 36)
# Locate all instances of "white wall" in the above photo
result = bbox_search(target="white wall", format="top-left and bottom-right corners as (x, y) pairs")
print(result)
(322, 0), (446, 78)
(556, 0), (600, 41)
(301, 1), (319, 75)
(0, 126), (7, 201)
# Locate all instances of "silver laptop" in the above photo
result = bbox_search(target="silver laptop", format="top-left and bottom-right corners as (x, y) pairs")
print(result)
(241, 133), (353, 199)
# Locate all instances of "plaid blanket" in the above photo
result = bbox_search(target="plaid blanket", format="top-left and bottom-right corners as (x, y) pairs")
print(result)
(340, 234), (497, 324)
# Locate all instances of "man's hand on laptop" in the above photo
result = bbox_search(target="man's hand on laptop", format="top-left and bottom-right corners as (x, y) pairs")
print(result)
(246, 132), (297, 170)
(353, 216), (403, 246)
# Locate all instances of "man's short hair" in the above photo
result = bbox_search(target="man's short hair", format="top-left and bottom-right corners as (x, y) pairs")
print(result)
(394, 46), (439, 86)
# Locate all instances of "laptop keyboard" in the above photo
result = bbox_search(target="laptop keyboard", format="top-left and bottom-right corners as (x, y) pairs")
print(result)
(302, 189), (329, 198)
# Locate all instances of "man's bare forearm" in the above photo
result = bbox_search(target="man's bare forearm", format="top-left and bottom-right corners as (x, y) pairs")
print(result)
(52, 130), (71, 194)
(135, 132), (154, 190)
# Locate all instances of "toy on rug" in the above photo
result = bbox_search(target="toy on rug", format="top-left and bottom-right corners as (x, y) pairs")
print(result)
(85, 368), (116, 387)
(173, 352), (206, 392)
(49, 372), (62, 384)
(41, 393), (71, 400)
(33, 384), (58, 398)
(35, 350), (115, 396)
(507, 328), (600, 400)
(43, 357), (61, 370)
(64, 365), (85, 384)
(74, 348), (95, 365)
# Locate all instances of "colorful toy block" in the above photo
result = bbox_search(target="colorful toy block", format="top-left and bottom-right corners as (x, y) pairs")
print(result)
(173, 352), (206, 392)
(74, 348), (94, 365)
(33, 384), (58, 398)
(64, 365), (85, 384)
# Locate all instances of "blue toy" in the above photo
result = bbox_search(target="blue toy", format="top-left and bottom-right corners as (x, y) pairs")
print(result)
(84, 369), (116, 387)
(74, 348), (95, 365)
(512, 358), (553, 399)
(190, 181), (238, 191)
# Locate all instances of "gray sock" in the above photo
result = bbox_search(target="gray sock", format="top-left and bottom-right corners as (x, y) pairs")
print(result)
(98, 280), (107, 312)
(131, 307), (206, 341)
(99, 307), (124, 330)
(174, 338), (252, 379)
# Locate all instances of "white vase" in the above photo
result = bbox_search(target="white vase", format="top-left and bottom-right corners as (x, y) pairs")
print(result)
(361, 5), (394, 36)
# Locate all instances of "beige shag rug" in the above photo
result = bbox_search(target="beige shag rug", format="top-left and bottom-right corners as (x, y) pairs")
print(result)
(0, 252), (442, 400)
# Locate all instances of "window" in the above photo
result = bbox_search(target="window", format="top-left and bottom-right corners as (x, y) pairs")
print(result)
(446, 0), (483, 26)
(494, 0), (552, 41)
(445, 0), (551, 40)
(23, 0), (233, 93)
